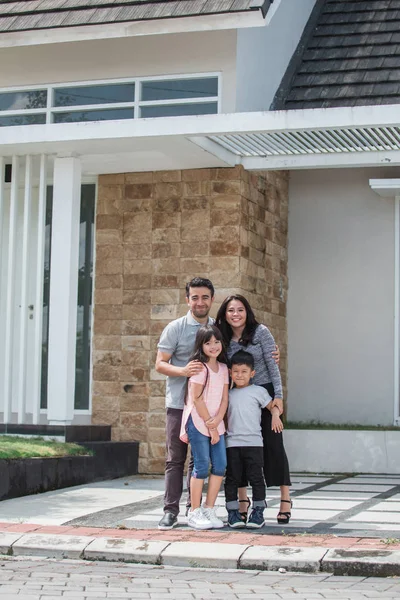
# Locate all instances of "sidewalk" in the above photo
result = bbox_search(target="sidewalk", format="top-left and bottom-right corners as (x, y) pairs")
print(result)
(0, 473), (400, 577)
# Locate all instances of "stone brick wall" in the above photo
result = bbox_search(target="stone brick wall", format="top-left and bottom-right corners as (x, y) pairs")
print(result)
(93, 166), (289, 473)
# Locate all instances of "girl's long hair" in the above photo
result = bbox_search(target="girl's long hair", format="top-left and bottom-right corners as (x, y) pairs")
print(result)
(187, 324), (227, 400)
(214, 294), (259, 347)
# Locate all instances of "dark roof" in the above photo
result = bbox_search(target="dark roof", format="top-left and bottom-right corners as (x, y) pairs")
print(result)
(0, 0), (271, 34)
(273, 0), (400, 110)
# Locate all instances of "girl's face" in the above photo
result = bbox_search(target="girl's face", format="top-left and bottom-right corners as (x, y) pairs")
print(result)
(202, 335), (222, 359)
(225, 299), (247, 329)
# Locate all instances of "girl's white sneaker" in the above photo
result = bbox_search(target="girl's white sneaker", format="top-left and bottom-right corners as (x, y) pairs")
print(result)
(202, 505), (224, 529)
(187, 507), (213, 530)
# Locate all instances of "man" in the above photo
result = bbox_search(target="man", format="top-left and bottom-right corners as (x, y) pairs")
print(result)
(155, 277), (280, 530)
(155, 277), (215, 530)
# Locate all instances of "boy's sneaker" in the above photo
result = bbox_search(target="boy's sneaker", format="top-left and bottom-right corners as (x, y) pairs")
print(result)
(187, 507), (213, 530)
(247, 506), (265, 528)
(202, 505), (224, 529)
(227, 509), (246, 529)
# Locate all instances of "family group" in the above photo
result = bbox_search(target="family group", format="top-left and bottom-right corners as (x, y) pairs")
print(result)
(155, 277), (291, 531)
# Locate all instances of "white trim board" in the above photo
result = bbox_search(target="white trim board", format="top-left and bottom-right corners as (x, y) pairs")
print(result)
(2, 104), (400, 170)
(0, 11), (266, 49)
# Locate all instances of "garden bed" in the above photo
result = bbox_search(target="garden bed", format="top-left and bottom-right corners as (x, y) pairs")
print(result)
(0, 440), (139, 501)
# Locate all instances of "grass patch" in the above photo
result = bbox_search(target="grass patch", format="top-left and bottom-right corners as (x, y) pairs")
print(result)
(0, 436), (93, 460)
(285, 421), (400, 431)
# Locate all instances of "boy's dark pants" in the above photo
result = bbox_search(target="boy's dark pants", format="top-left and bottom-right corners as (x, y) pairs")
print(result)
(225, 446), (266, 510)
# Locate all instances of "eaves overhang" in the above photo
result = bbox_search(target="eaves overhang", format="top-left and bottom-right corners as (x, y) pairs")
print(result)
(0, 9), (266, 49)
(2, 104), (400, 172)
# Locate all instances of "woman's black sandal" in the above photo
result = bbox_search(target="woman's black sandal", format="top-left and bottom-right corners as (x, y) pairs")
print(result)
(277, 499), (292, 524)
(239, 498), (251, 522)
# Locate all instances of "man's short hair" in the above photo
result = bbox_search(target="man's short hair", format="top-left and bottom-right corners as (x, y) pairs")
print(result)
(230, 350), (254, 370)
(185, 277), (215, 298)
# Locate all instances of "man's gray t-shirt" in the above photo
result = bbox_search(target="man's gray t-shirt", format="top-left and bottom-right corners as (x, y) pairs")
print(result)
(157, 311), (214, 409)
(226, 385), (271, 448)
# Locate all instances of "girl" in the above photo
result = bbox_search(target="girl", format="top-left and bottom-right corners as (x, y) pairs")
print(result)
(180, 324), (229, 530)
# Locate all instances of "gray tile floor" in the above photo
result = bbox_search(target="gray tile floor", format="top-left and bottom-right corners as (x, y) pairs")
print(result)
(119, 474), (400, 538)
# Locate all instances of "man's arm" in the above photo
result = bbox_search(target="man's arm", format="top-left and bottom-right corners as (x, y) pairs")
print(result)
(155, 349), (203, 378)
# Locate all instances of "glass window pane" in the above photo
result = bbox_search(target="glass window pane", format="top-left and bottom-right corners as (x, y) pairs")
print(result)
(141, 77), (218, 101)
(0, 114), (46, 127)
(75, 184), (95, 411)
(40, 187), (53, 410)
(0, 89), (47, 111)
(53, 108), (133, 123)
(140, 102), (218, 119)
(54, 83), (135, 107)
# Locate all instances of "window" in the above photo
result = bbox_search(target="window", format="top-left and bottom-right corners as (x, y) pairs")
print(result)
(0, 74), (220, 126)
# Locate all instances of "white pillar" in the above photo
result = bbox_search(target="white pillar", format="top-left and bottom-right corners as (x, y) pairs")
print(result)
(32, 155), (48, 425)
(3, 156), (19, 423)
(47, 156), (81, 425)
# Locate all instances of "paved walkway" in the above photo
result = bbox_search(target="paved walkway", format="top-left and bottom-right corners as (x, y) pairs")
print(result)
(1, 473), (400, 577)
(1, 473), (400, 540)
(0, 557), (400, 600)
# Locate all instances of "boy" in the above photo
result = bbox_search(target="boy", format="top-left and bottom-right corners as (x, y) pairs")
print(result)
(225, 350), (283, 528)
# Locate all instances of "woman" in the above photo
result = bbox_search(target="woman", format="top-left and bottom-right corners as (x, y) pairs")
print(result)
(215, 295), (292, 524)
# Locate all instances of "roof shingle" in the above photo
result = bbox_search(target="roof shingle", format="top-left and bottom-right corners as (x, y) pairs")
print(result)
(273, 0), (400, 110)
(0, 0), (271, 33)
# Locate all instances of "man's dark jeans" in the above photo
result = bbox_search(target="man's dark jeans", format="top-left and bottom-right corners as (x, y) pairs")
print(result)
(164, 407), (191, 516)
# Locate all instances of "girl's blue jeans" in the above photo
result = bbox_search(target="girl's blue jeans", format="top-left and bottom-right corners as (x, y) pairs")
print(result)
(186, 415), (227, 479)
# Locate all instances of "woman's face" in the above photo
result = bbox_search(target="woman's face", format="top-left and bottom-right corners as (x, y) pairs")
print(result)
(225, 299), (247, 329)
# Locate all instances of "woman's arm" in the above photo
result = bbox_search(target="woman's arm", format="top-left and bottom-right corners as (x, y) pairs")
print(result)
(258, 325), (284, 406)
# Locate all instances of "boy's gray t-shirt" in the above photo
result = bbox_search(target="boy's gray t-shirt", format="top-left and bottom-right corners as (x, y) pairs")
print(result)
(226, 384), (271, 448)
(157, 311), (213, 409)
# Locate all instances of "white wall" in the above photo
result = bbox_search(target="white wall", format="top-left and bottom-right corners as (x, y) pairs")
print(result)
(0, 29), (237, 112)
(236, 0), (317, 112)
(287, 168), (397, 426)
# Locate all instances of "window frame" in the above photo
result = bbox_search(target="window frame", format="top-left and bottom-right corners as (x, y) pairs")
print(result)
(0, 72), (221, 125)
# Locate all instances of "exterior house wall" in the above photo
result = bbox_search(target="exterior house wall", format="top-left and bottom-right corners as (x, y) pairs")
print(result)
(93, 166), (288, 473)
(287, 168), (396, 426)
(236, 0), (317, 112)
(0, 30), (237, 112)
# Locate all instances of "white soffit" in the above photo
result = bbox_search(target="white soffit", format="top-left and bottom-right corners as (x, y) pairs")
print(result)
(2, 104), (400, 171)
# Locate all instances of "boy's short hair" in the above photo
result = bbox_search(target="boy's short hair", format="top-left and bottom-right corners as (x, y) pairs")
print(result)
(230, 350), (254, 370)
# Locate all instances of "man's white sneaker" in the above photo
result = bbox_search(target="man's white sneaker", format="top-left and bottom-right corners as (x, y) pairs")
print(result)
(187, 507), (213, 530)
(202, 505), (224, 529)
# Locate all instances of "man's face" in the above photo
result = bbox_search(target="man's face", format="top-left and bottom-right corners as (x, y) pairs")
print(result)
(186, 286), (214, 320)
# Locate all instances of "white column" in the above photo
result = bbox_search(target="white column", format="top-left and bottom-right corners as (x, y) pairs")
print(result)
(47, 156), (81, 425)
(17, 156), (33, 423)
(370, 179), (400, 425)
(3, 156), (19, 423)
(32, 155), (48, 424)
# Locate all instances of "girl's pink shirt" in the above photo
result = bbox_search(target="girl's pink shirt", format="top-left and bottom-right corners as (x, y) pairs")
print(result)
(180, 362), (229, 443)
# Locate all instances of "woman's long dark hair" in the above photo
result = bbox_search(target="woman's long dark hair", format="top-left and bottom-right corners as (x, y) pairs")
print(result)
(187, 324), (227, 400)
(214, 294), (259, 347)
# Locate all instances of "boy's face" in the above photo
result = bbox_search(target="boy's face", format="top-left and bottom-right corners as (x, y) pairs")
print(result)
(230, 364), (255, 388)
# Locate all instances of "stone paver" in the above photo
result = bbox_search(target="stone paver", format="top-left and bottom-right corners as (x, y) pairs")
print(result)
(12, 534), (94, 559)
(84, 537), (170, 563)
(239, 545), (329, 573)
(0, 558), (399, 599)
